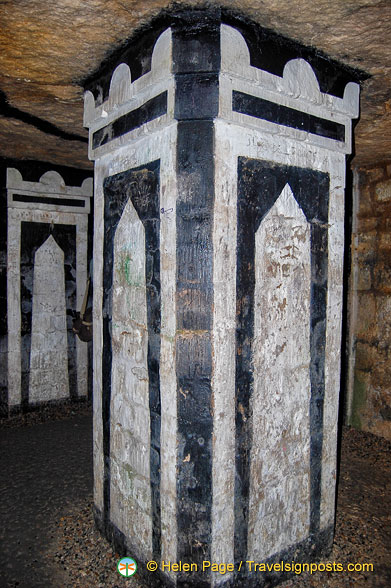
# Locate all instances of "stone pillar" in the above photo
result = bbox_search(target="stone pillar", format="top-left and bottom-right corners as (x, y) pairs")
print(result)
(6, 169), (92, 412)
(84, 10), (359, 587)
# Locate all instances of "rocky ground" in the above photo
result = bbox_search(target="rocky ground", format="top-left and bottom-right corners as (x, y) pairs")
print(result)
(1, 404), (390, 587)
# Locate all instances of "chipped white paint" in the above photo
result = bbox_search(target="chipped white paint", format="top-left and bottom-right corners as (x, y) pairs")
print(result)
(110, 199), (152, 556)
(89, 118), (178, 571)
(213, 113), (353, 580)
(157, 128), (178, 576)
(6, 169), (92, 409)
(211, 123), (237, 585)
(7, 209), (22, 407)
(29, 236), (69, 402)
(320, 156), (346, 529)
(220, 24), (360, 117)
(248, 185), (311, 559)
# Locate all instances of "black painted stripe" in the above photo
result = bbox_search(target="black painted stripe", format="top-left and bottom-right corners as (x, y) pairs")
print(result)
(13, 194), (85, 208)
(234, 189), (255, 563)
(235, 158), (329, 568)
(173, 15), (219, 586)
(175, 119), (214, 588)
(93, 92), (168, 149)
(309, 222), (328, 535)
(174, 73), (219, 120)
(232, 90), (345, 142)
(102, 161), (161, 560)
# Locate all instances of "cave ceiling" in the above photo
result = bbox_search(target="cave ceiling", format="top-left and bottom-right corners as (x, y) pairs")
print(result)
(0, 0), (390, 170)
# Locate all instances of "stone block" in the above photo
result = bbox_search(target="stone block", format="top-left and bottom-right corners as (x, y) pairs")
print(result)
(356, 292), (377, 340)
(357, 217), (377, 232)
(350, 369), (370, 430)
(356, 264), (372, 291)
(357, 181), (374, 217)
(363, 166), (385, 184)
(376, 296), (391, 341)
(375, 179), (391, 202)
(355, 341), (377, 372)
(355, 231), (377, 263)
(371, 365), (391, 389)
(378, 231), (391, 250)
(373, 264), (391, 294)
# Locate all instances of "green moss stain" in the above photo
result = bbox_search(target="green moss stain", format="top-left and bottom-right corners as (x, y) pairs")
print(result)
(350, 372), (367, 430)
(118, 252), (134, 286)
(115, 250), (144, 287)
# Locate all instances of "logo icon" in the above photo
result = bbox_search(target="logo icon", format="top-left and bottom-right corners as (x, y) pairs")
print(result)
(117, 557), (137, 577)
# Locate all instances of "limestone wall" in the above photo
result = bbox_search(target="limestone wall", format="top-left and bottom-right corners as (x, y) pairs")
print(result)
(347, 162), (391, 441)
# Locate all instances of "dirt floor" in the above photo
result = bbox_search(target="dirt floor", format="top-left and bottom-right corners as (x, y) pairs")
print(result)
(1, 404), (390, 587)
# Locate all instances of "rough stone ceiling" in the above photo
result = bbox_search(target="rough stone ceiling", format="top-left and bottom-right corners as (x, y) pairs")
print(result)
(0, 0), (390, 170)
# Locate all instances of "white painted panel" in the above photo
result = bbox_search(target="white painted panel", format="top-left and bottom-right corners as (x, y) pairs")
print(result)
(7, 211), (22, 407)
(248, 184), (311, 559)
(214, 119), (348, 554)
(29, 235), (69, 403)
(158, 125), (178, 574)
(211, 129), (237, 585)
(92, 124), (178, 557)
(110, 197), (153, 558)
(321, 157), (346, 529)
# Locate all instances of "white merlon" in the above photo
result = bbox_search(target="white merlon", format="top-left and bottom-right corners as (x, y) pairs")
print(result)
(220, 24), (359, 119)
(7, 169), (92, 213)
(84, 28), (173, 128)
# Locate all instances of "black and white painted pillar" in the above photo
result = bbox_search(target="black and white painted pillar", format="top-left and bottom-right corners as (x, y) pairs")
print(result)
(6, 169), (92, 413)
(84, 10), (359, 587)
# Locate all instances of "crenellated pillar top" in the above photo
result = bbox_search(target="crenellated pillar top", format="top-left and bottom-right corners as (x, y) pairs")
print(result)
(84, 11), (361, 162)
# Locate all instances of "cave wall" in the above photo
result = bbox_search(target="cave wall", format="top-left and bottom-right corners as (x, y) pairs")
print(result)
(347, 162), (391, 441)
